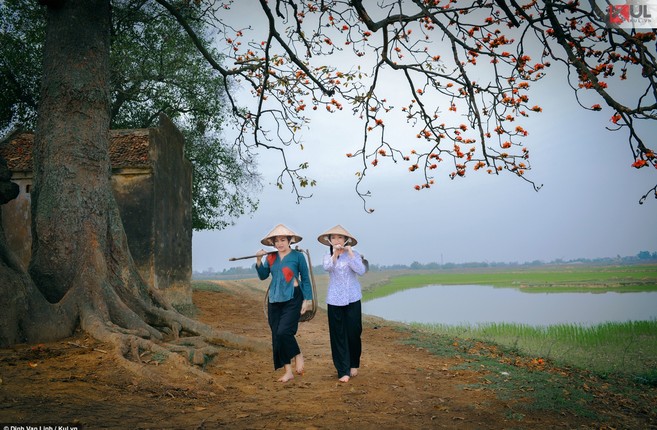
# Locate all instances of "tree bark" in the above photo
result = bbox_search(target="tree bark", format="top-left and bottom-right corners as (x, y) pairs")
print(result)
(30, 0), (113, 304)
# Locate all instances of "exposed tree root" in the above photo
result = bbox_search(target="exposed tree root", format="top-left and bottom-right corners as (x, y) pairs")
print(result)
(2, 223), (266, 388)
(73, 272), (267, 390)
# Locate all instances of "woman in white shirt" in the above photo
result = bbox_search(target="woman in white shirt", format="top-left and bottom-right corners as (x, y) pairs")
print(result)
(318, 225), (367, 382)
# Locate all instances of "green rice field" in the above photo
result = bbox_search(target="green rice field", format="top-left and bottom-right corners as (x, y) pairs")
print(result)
(362, 264), (657, 301)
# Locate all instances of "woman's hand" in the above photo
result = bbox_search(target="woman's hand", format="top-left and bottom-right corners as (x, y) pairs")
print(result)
(332, 244), (346, 258)
(300, 299), (313, 315)
(255, 249), (267, 266)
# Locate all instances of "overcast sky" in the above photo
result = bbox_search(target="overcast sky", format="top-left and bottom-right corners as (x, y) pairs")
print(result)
(192, 3), (656, 272)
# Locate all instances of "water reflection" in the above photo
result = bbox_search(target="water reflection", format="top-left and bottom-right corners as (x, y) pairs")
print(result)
(362, 284), (657, 326)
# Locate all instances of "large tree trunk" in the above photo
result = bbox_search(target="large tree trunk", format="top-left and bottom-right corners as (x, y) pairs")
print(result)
(30, 0), (113, 304)
(0, 0), (260, 386)
(30, 0), (160, 339)
(29, 0), (163, 338)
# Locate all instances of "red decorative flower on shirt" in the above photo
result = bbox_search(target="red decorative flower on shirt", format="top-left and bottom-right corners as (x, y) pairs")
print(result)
(282, 267), (294, 283)
(267, 253), (276, 267)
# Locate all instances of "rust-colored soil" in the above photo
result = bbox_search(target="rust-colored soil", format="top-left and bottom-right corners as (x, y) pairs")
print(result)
(0, 280), (654, 429)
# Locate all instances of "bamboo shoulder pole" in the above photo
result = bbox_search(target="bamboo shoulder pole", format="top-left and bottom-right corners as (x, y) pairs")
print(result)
(228, 251), (276, 261)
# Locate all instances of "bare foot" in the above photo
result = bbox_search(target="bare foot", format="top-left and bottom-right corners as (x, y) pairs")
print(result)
(338, 375), (350, 383)
(295, 353), (304, 375)
(277, 372), (294, 382)
(277, 364), (294, 382)
(350, 368), (358, 377)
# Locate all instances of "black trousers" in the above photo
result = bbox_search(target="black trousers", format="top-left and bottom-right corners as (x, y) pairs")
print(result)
(268, 287), (303, 370)
(327, 300), (362, 378)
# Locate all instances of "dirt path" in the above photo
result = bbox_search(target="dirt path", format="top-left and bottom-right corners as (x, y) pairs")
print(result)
(0, 280), (654, 429)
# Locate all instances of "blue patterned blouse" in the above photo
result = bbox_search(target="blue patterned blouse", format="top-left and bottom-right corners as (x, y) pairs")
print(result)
(256, 250), (313, 303)
(323, 250), (367, 306)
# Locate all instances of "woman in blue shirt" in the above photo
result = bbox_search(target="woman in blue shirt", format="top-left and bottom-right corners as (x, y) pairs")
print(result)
(318, 225), (367, 383)
(256, 224), (313, 382)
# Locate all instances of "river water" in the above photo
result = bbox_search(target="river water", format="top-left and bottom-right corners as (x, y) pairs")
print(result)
(361, 284), (657, 326)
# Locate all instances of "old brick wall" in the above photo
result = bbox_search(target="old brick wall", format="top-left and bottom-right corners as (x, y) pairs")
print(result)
(0, 115), (192, 306)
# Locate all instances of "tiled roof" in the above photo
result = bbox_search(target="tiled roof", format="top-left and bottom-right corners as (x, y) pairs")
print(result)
(0, 132), (32, 171)
(0, 129), (151, 172)
(108, 129), (151, 169)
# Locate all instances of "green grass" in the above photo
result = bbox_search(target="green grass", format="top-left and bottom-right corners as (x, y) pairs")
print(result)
(192, 280), (229, 292)
(411, 320), (657, 379)
(402, 324), (657, 421)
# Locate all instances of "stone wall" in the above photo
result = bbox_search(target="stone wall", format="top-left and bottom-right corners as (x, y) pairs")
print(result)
(150, 115), (193, 306)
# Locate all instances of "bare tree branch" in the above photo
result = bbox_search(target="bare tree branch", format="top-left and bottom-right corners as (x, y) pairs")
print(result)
(156, 0), (656, 209)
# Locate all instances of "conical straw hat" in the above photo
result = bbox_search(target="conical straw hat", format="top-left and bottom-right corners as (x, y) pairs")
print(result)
(261, 223), (303, 246)
(317, 225), (358, 246)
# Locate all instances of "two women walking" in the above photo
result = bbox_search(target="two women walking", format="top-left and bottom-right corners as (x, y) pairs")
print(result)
(254, 223), (366, 383)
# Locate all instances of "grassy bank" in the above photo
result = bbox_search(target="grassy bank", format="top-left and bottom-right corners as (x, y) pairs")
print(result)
(401, 326), (656, 420)
(411, 320), (657, 380)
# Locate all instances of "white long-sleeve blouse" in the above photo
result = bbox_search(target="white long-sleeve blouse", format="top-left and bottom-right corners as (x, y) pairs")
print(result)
(323, 250), (366, 306)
